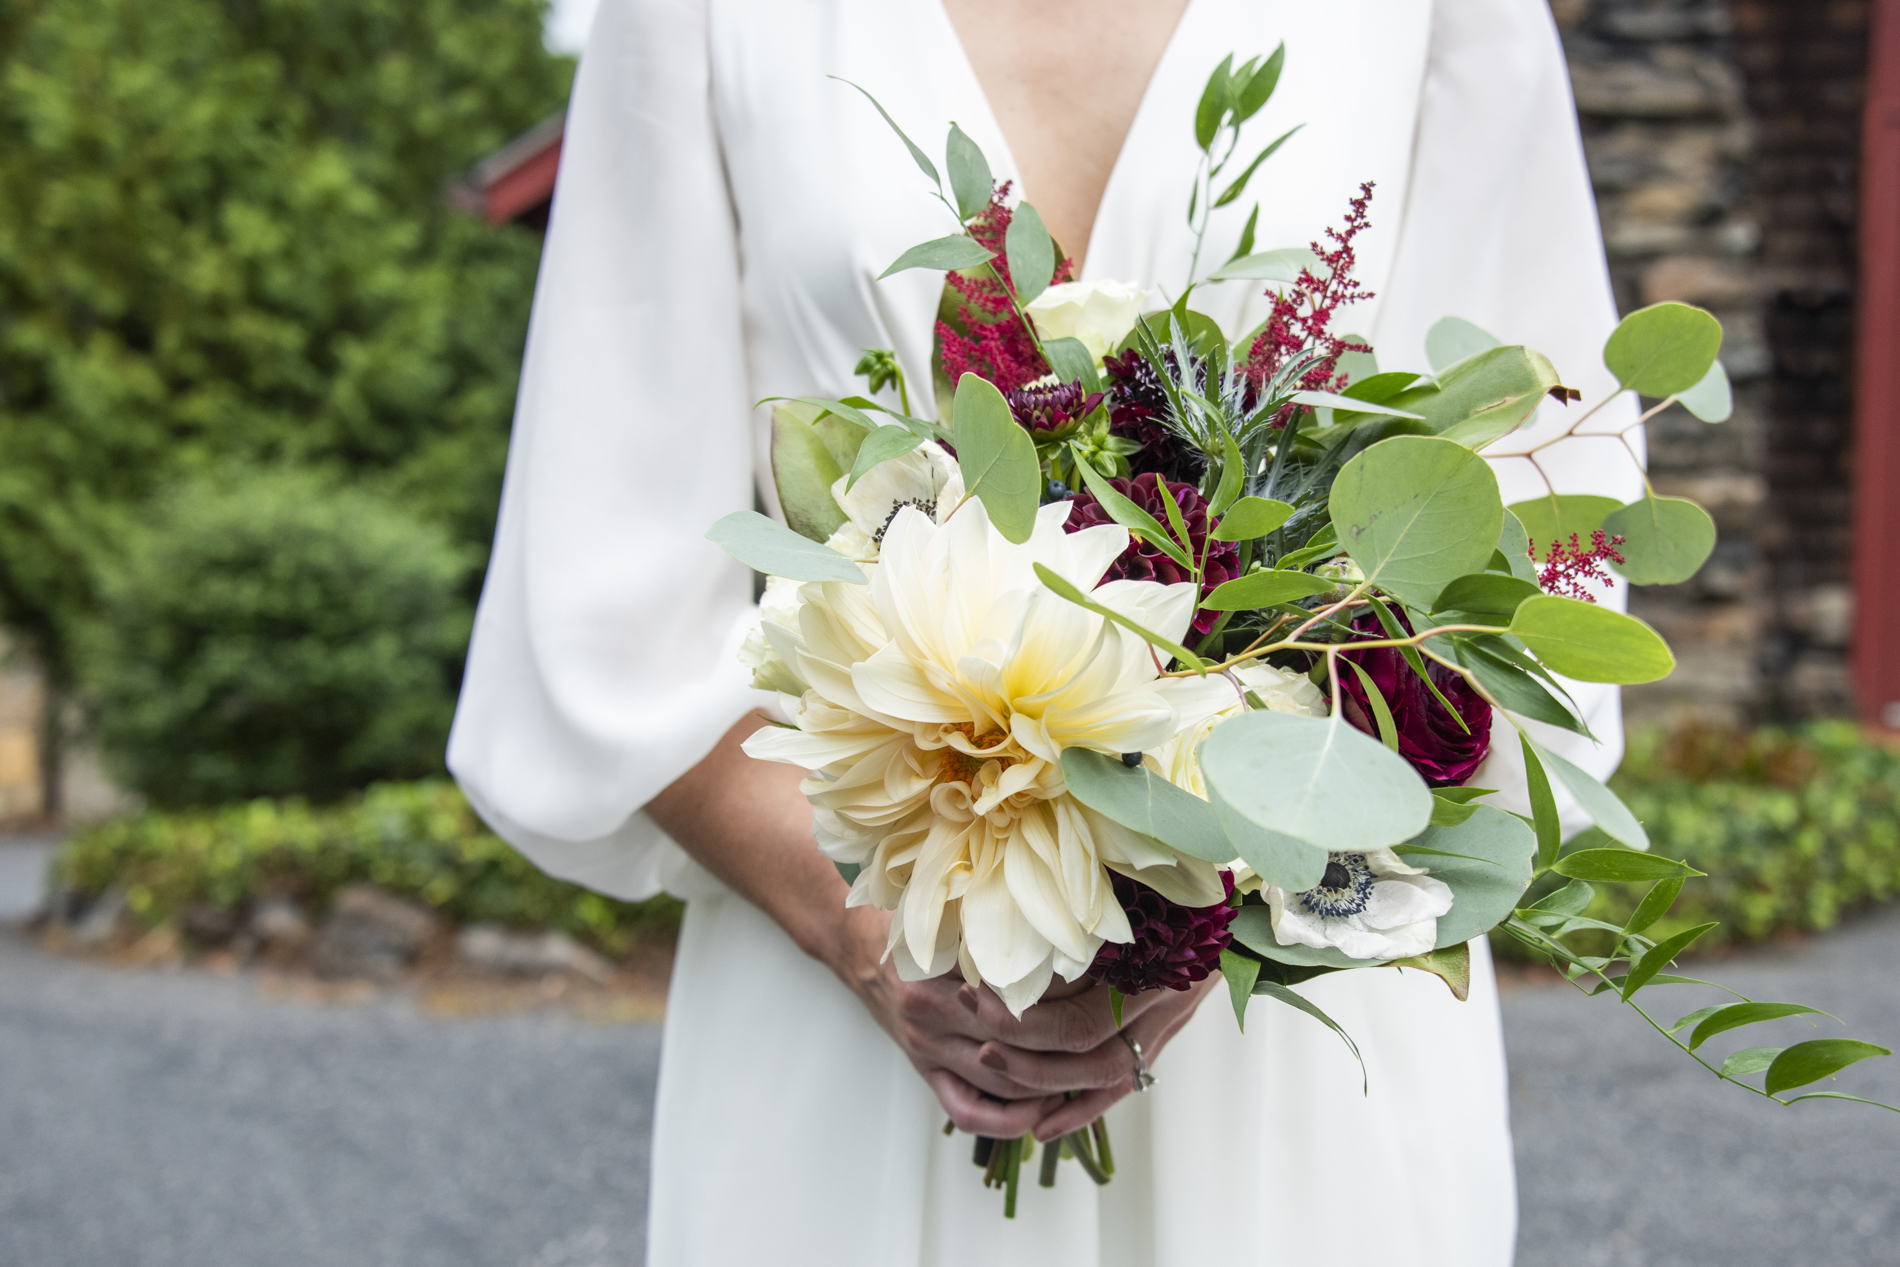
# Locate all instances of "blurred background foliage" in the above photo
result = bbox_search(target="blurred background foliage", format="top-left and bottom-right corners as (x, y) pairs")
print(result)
(0, 0), (570, 802)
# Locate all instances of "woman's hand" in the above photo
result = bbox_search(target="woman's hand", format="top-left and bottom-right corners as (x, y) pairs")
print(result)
(943, 972), (1220, 1141)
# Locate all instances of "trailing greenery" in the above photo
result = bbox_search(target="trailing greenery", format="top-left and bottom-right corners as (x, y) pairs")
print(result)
(75, 468), (472, 805)
(0, 0), (570, 677)
(53, 780), (682, 955)
(1497, 722), (1900, 959)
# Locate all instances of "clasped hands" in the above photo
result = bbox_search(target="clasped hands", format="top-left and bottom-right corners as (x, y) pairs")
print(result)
(848, 915), (1216, 1142)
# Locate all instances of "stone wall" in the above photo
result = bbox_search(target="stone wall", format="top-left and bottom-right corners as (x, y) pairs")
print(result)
(1554, 0), (1870, 726)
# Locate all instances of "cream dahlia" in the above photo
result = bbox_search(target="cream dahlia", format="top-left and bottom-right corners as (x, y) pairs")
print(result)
(743, 498), (1231, 1015)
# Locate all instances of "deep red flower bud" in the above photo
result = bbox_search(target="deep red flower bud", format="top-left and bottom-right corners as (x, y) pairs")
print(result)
(1338, 611), (1492, 787)
(1062, 473), (1236, 633)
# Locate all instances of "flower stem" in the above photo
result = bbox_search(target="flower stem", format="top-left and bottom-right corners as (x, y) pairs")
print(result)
(1039, 1133), (1062, 1188)
(1091, 1117), (1116, 1176)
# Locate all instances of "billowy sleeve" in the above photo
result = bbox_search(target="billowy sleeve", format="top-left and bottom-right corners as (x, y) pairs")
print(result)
(447, 0), (765, 900)
(1370, 0), (1642, 828)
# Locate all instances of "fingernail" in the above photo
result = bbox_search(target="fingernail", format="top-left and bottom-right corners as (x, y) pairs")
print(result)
(978, 1046), (1008, 1071)
(957, 985), (980, 1014)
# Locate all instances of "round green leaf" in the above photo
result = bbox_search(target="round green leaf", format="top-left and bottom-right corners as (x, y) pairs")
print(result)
(1509, 595), (1676, 684)
(1507, 494), (1622, 559)
(950, 374), (1040, 543)
(1208, 789), (1328, 892)
(1200, 710), (1433, 855)
(1430, 573), (1541, 618)
(1764, 1039), (1893, 1096)
(1058, 749), (1232, 863)
(1417, 806), (1537, 947)
(1329, 435), (1503, 608)
(1602, 495), (1716, 586)
(1677, 358), (1733, 422)
(1604, 302), (1723, 397)
(1425, 315), (1502, 372)
(705, 511), (867, 583)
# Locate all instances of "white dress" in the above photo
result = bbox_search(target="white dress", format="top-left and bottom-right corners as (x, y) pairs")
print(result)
(447, 1), (1641, 1262)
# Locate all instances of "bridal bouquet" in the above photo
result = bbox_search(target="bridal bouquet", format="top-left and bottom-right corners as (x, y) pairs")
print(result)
(708, 49), (1895, 1213)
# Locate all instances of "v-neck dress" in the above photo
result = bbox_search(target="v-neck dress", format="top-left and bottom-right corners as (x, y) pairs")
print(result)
(448, 1), (1640, 1262)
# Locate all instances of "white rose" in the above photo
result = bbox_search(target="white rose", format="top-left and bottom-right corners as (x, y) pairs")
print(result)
(1024, 279), (1149, 361)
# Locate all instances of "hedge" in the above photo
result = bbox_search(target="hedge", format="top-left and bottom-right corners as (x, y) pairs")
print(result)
(52, 780), (681, 956)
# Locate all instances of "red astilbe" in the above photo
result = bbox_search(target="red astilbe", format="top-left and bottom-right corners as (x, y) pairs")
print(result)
(1243, 182), (1377, 414)
(1532, 530), (1628, 602)
(935, 182), (1075, 394)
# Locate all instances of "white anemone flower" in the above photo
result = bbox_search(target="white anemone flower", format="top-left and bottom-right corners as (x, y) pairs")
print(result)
(1263, 849), (1453, 961)
(743, 497), (1232, 1015)
(829, 435), (963, 549)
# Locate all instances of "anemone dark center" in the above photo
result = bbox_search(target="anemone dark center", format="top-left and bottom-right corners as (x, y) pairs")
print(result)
(875, 497), (938, 543)
(1299, 854), (1376, 919)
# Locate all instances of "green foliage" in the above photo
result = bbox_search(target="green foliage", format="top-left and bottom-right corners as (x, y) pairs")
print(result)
(1501, 723), (1900, 958)
(0, 0), (572, 666)
(76, 468), (471, 804)
(52, 780), (682, 954)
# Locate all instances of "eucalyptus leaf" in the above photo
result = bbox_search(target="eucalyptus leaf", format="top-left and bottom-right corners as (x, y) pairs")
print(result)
(1417, 806), (1537, 946)
(1764, 1039), (1892, 1096)
(1005, 201), (1057, 307)
(1200, 710), (1434, 854)
(1431, 573), (1541, 618)
(1329, 435), (1504, 608)
(1210, 790), (1328, 892)
(1211, 496), (1295, 541)
(1508, 494), (1623, 557)
(879, 234), (995, 280)
(1200, 569), (1332, 611)
(1605, 301), (1724, 397)
(1603, 494), (1717, 586)
(1498, 510), (1539, 583)
(945, 122), (993, 221)
(951, 373), (1040, 542)
(705, 511), (868, 583)
(1059, 749), (1233, 862)
(1510, 595), (1676, 685)
(1424, 316), (1502, 372)
(1381, 346), (1561, 449)
(1678, 357), (1734, 422)
(844, 424), (926, 492)
(1209, 246), (1320, 282)
(1043, 336), (1103, 394)
(769, 403), (850, 542)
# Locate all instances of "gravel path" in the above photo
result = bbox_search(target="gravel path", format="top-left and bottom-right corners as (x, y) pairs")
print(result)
(2, 834), (1895, 1266)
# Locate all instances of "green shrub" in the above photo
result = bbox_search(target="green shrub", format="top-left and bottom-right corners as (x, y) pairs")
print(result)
(53, 780), (682, 956)
(76, 469), (470, 805)
(1496, 721), (1900, 959)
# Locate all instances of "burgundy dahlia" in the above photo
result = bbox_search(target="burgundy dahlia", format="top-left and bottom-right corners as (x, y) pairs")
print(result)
(1338, 611), (1492, 786)
(1088, 870), (1236, 994)
(1062, 473), (1237, 634)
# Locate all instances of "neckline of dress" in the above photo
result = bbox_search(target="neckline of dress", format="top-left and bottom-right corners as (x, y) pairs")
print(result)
(922, 0), (1208, 276)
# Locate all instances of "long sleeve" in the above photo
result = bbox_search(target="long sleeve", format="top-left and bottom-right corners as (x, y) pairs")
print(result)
(1370, 0), (1643, 824)
(447, 0), (765, 901)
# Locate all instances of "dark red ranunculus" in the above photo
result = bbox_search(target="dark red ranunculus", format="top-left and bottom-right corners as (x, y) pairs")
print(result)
(1338, 611), (1492, 786)
(1088, 870), (1236, 994)
(1062, 473), (1236, 633)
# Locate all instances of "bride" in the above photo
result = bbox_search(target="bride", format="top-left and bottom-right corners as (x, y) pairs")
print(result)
(448, 0), (1638, 1261)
